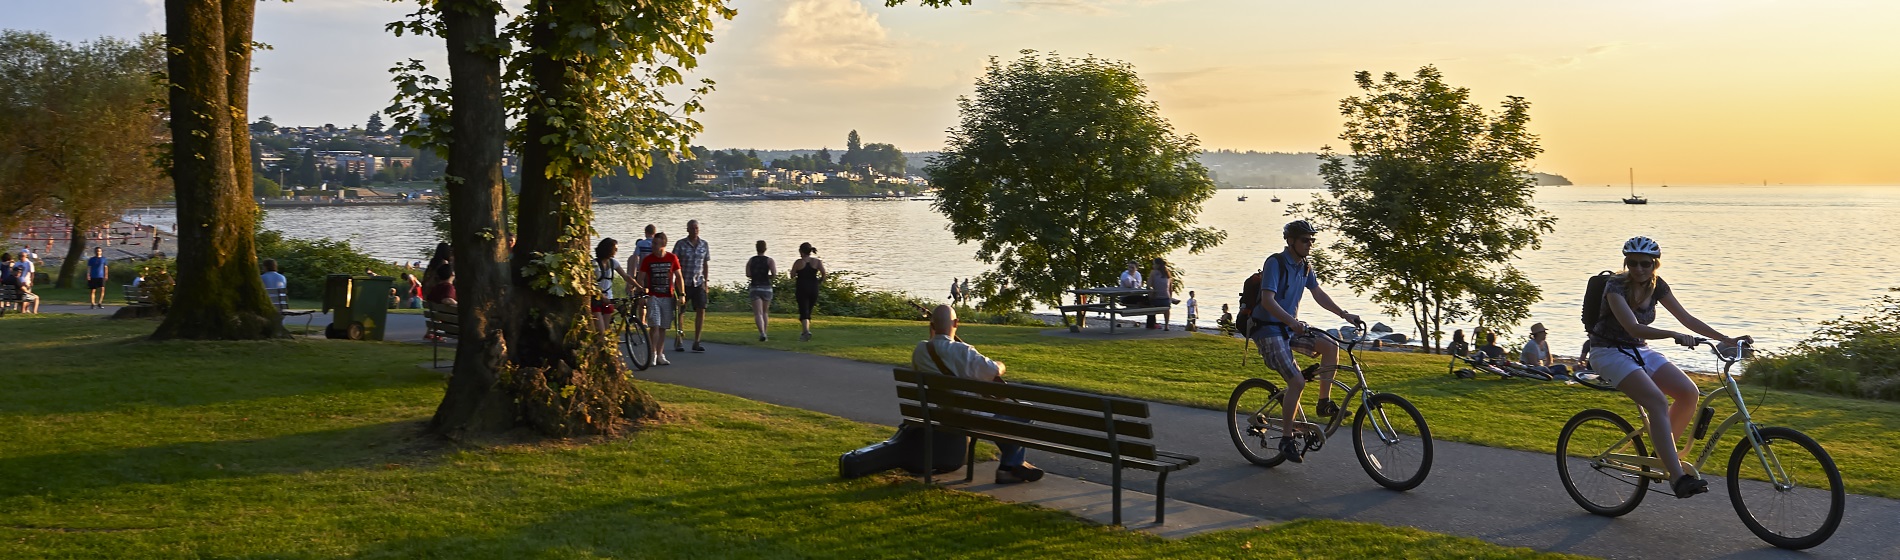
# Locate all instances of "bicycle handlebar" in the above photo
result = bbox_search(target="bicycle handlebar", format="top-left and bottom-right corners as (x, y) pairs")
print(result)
(1691, 337), (1754, 364)
(1303, 320), (1371, 345)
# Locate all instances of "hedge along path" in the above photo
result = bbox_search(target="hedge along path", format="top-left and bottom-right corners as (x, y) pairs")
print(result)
(693, 312), (1900, 499)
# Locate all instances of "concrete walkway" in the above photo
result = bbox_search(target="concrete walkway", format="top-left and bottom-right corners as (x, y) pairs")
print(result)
(636, 341), (1900, 559)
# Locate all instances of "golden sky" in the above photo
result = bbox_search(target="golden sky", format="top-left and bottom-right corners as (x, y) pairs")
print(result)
(20, 0), (1897, 185)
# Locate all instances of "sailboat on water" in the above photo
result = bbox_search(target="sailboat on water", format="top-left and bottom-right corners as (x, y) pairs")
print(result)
(1623, 168), (1648, 205)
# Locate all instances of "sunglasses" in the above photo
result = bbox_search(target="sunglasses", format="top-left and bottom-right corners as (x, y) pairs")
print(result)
(1291, 237), (1317, 244)
(1624, 259), (1657, 269)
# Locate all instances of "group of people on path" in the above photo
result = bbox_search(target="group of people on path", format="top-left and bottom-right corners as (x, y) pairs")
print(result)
(588, 220), (829, 366)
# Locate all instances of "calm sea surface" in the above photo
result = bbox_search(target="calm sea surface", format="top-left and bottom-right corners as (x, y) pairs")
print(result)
(129, 185), (1900, 370)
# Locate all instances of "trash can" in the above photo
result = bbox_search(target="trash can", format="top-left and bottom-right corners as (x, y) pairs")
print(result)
(323, 274), (395, 341)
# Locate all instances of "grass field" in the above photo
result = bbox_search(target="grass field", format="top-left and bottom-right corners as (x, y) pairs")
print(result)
(692, 312), (1900, 499)
(0, 314), (1583, 559)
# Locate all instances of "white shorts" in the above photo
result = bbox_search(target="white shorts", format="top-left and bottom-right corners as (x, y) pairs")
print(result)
(1588, 346), (1670, 389)
(646, 297), (676, 329)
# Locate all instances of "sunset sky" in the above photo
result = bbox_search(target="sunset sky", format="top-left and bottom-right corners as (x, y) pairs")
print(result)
(16, 0), (1900, 185)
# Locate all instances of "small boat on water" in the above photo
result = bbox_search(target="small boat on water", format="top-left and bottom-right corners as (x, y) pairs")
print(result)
(1270, 195), (1281, 202)
(1623, 168), (1648, 205)
(1237, 195), (1248, 201)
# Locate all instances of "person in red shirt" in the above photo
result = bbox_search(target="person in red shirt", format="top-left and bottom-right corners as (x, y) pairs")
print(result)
(637, 232), (683, 366)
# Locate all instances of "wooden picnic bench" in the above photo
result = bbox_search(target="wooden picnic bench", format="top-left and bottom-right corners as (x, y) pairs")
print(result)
(424, 301), (459, 368)
(122, 284), (152, 308)
(1064, 287), (1172, 333)
(894, 367), (1200, 525)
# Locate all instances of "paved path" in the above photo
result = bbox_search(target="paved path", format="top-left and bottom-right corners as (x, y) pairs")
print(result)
(637, 342), (1900, 559)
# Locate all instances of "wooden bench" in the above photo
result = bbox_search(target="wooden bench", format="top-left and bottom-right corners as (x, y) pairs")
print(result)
(894, 367), (1199, 525)
(265, 287), (319, 332)
(424, 301), (459, 368)
(0, 284), (30, 315)
(122, 284), (152, 307)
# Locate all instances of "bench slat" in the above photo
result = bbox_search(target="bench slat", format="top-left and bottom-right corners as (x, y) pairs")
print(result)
(899, 403), (1159, 460)
(895, 369), (1148, 417)
(1108, 306), (1170, 316)
(929, 424), (1198, 472)
(896, 386), (1153, 439)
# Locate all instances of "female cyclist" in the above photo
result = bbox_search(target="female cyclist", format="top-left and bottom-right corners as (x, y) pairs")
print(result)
(1588, 236), (1749, 498)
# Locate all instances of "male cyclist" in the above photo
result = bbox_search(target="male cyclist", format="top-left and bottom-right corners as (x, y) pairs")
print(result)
(1248, 219), (1361, 462)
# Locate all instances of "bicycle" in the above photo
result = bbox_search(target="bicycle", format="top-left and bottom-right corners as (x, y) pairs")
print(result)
(1555, 339), (1844, 550)
(611, 295), (651, 371)
(1227, 324), (1435, 490)
(1450, 351), (1558, 381)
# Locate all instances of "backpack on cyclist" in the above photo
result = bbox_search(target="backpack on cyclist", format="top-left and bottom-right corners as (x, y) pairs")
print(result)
(1237, 270), (1262, 337)
(1581, 270), (1616, 332)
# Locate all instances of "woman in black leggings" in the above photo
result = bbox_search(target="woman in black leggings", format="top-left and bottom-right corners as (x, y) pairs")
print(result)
(791, 242), (826, 341)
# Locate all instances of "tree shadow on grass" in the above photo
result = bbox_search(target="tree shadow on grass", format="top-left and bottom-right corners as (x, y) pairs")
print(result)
(0, 420), (444, 502)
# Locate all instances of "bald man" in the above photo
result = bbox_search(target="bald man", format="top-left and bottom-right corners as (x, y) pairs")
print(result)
(910, 305), (1043, 484)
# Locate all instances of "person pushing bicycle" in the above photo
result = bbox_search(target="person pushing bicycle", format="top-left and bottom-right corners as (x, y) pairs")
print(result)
(1248, 220), (1362, 463)
(1588, 236), (1749, 498)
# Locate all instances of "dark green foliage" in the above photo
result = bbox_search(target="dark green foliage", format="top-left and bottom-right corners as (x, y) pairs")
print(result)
(254, 229), (403, 299)
(1305, 66), (1554, 351)
(928, 51), (1224, 313)
(1747, 288), (1900, 401)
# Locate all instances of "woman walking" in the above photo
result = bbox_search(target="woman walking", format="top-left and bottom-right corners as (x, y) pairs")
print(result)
(791, 242), (826, 341)
(745, 240), (778, 341)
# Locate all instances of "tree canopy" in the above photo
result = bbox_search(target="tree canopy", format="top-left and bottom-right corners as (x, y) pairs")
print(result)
(1304, 66), (1554, 351)
(928, 51), (1224, 312)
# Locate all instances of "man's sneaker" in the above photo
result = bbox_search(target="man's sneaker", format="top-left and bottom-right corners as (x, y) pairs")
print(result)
(692, 343), (706, 352)
(1672, 474), (1708, 498)
(656, 355), (672, 366)
(759, 335), (767, 342)
(996, 463), (1044, 484)
(1316, 398), (1340, 418)
(1278, 436), (1305, 463)
(674, 342), (685, 352)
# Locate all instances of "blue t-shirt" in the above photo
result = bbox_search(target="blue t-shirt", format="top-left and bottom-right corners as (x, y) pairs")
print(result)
(1249, 252), (1318, 335)
(87, 256), (109, 279)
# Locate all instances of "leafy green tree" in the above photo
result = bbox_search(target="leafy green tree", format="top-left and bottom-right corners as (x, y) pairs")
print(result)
(249, 115), (276, 134)
(365, 112), (385, 135)
(928, 51), (1224, 312)
(1303, 66), (1554, 352)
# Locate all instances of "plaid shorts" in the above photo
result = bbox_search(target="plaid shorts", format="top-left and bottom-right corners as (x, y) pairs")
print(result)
(1252, 328), (1319, 380)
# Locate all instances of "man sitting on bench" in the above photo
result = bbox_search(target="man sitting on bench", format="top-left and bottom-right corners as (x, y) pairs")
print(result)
(911, 304), (1044, 484)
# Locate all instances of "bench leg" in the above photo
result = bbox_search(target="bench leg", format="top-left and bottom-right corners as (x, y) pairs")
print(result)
(1155, 470), (1169, 525)
(1111, 462), (1123, 526)
(964, 438), (977, 484)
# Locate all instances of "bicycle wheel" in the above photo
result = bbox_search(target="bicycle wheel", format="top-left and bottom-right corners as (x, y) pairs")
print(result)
(1726, 426), (1844, 550)
(1351, 393), (1433, 490)
(1227, 378), (1287, 467)
(621, 312), (650, 371)
(1556, 409), (1649, 517)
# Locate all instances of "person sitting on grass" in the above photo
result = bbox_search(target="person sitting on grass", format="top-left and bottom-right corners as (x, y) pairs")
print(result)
(1518, 322), (1568, 377)
(1475, 330), (1506, 361)
(911, 304), (1043, 484)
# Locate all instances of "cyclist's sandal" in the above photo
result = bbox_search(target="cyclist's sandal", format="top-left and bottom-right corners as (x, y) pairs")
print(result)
(1316, 398), (1340, 418)
(1278, 436), (1305, 463)
(1671, 474), (1709, 498)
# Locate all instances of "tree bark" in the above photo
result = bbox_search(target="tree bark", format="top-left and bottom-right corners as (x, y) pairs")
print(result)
(54, 221), (87, 288)
(429, 0), (519, 438)
(153, 0), (282, 340)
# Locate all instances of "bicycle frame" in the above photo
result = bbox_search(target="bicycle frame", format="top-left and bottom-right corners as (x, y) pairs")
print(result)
(1587, 341), (1794, 489)
(1288, 326), (1384, 442)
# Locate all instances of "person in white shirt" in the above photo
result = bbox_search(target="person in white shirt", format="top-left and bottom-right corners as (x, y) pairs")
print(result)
(1118, 261), (1143, 289)
(1185, 291), (1199, 331)
(910, 305), (1043, 484)
(1519, 322), (1567, 377)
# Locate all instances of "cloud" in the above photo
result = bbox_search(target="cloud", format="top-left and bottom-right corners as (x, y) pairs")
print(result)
(1515, 42), (1630, 71)
(768, 0), (910, 84)
(1004, 0), (1186, 16)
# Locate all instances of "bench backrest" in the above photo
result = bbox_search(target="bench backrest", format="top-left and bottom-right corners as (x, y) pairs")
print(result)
(893, 367), (1160, 461)
(265, 287), (290, 312)
(425, 301), (460, 339)
(0, 284), (19, 301)
(122, 284), (150, 305)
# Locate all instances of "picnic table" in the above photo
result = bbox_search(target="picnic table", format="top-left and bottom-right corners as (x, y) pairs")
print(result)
(1060, 286), (1169, 334)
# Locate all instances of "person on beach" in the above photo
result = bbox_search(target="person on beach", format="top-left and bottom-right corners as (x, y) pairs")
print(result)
(638, 232), (682, 365)
(960, 278), (971, 303)
(1588, 236), (1748, 499)
(949, 278), (961, 303)
(911, 304), (1044, 484)
(1519, 322), (1566, 377)
(260, 259), (287, 291)
(746, 240), (777, 341)
(86, 247), (109, 308)
(398, 272), (423, 308)
(791, 242), (826, 341)
(591, 238), (636, 334)
(1185, 290), (1198, 332)
(673, 220), (711, 353)
(1248, 219), (1363, 463)
(1146, 257), (1174, 329)
(1447, 329), (1469, 357)
(1475, 330), (1506, 361)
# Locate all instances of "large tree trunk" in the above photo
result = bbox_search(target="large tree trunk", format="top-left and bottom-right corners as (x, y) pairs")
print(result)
(54, 221), (87, 288)
(154, 0), (281, 340)
(429, 0), (519, 438)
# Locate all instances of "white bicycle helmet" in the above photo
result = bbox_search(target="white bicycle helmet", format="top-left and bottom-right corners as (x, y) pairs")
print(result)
(1622, 236), (1661, 258)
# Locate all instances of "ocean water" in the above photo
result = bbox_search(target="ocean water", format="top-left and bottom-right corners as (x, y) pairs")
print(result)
(129, 185), (1900, 370)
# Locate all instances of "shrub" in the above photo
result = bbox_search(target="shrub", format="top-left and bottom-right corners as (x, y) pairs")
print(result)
(1745, 287), (1900, 401)
(255, 229), (410, 300)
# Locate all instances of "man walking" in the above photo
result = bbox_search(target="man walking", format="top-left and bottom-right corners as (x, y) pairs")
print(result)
(673, 219), (711, 352)
(86, 247), (109, 308)
(1249, 219), (1362, 463)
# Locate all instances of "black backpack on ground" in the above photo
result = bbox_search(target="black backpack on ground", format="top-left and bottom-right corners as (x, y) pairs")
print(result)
(1581, 270), (1616, 333)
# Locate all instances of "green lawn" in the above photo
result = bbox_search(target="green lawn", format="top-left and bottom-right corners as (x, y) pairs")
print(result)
(1, 314), (1580, 559)
(695, 312), (1900, 499)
